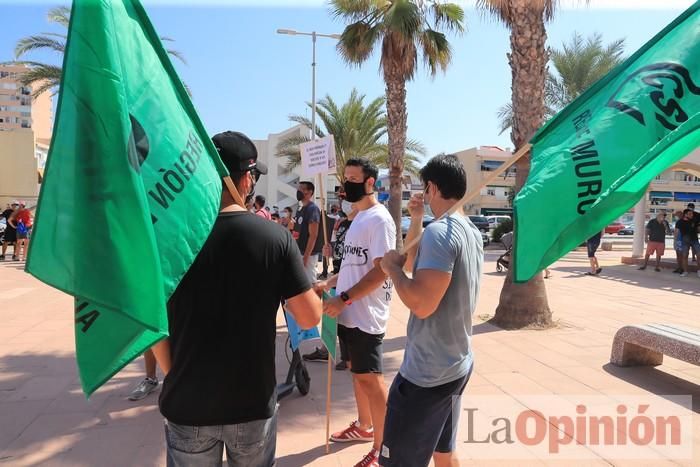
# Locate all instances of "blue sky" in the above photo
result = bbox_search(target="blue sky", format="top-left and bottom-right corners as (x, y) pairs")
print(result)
(0, 1), (693, 159)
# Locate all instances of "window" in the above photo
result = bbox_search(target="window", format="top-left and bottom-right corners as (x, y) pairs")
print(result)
(21, 120), (30, 128)
(20, 87), (31, 95)
(486, 188), (496, 196)
(0, 118), (3, 123)
(402, 191), (411, 200)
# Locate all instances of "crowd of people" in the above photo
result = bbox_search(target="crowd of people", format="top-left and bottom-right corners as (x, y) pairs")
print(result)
(121, 130), (483, 467)
(1, 200), (33, 262)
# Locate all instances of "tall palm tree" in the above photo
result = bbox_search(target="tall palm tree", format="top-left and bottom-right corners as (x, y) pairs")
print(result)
(331, 0), (465, 246)
(9, 6), (186, 98)
(275, 89), (427, 182)
(497, 31), (625, 134)
(476, 0), (565, 329)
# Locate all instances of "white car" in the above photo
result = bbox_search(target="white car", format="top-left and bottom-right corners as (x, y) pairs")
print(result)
(487, 215), (511, 228)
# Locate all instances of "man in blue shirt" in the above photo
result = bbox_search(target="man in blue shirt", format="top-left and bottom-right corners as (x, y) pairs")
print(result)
(379, 154), (483, 467)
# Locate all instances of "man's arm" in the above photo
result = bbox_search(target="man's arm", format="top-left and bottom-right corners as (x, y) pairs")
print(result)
(286, 288), (322, 329)
(382, 252), (451, 319)
(152, 339), (172, 375)
(403, 193), (424, 272)
(323, 259), (387, 318)
(304, 221), (319, 265)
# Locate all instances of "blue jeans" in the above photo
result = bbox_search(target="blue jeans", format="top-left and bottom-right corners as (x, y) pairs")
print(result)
(164, 412), (277, 467)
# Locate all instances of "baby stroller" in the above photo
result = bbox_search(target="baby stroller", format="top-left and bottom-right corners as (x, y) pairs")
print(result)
(496, 231), (514, 272)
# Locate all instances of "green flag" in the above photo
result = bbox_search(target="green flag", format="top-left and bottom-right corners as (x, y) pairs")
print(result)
(26, 0), (227, 395)
(513, 2), (700, 283)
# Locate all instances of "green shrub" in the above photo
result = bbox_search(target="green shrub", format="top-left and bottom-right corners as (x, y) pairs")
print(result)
(492, 219), (513, 243)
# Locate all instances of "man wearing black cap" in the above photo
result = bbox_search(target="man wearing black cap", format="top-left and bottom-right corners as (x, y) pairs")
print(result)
(159, 131), (322, 466)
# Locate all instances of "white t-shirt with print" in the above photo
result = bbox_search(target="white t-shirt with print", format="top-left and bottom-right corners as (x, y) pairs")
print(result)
(336, 203), (396, 335)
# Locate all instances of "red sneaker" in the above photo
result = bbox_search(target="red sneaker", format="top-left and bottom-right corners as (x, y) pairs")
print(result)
(354, 448), (379, 467)
(330, 420), (374, 443)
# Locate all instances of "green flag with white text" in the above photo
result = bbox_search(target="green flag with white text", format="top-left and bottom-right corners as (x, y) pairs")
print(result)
(26, 0), (227, 395)
(513, 2), (700, 283)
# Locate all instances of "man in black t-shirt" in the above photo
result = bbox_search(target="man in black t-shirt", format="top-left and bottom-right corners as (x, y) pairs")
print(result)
(639, 213), (667, 271)
(675, 208), (700, 277)
(294, 181), (322, 282)
(0, 201), (18, 260)
(158, 131), (322, 466)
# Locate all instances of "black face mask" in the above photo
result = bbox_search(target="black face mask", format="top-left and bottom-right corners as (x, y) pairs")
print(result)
(344, 180), (369, 202)
(296, 190), (305, 202)
(245, 179), (256, 205)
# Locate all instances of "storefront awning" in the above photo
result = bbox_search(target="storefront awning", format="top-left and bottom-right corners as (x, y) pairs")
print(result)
(674, 192), (700, 202)
(650, 191), (673, 199)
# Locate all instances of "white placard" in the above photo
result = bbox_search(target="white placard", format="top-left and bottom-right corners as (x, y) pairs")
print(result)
(300, 135), (336, 177)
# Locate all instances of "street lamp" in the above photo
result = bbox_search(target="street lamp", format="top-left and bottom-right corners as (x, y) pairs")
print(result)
(276, 29), (341, 143)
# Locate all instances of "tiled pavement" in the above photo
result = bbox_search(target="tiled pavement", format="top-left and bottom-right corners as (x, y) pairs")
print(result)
(0, 243), (698, 466)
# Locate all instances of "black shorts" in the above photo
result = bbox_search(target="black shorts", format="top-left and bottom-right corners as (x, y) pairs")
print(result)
(379, 369), (471, 466)
(587, 241), (600, 258)
(337, 324), (384, 374)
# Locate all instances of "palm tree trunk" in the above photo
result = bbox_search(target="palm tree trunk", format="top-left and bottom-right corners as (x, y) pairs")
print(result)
(385, 73), (407, 249)
(494, 0), (552, 329)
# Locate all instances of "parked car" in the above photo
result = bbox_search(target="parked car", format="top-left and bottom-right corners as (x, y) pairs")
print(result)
(400, 215), (434, 238)
(468, 215), (490, 233)
(617, 226), (634, 235)
(487, 215), (511, 228)
(481, 231), (490, 246)
(604, 222), (625, 234)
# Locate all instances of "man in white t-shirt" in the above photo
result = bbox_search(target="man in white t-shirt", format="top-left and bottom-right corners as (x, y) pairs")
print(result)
(316, 158), (395, 467)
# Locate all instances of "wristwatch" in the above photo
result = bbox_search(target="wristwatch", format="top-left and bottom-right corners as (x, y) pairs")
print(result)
(340, 291), (352, 306)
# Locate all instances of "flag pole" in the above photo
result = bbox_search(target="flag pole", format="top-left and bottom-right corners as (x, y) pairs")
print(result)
(222, 175), (246, 207)
(317, 173), (333, 454)
(402, 143), (532, 253)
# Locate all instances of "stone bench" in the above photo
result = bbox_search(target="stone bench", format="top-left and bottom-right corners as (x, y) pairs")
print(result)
(610, 324), (700, 367)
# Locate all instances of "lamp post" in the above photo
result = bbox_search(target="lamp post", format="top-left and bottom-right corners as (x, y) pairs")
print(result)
(276, 29), (341, 143)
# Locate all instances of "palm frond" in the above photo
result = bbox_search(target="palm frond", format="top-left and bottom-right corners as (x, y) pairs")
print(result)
(419, 29), (452, 76)
(496, 103), (514, 135)
(14, 35), (65, 59)
(432, 3), (465, 34)
(47, 6), (71, 27)
(166, 48), (187, 65)
(337, 21), (382, 65)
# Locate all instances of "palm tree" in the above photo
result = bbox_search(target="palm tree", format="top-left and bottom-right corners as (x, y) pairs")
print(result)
(275, 89), (427, 182)
(9, 6), (187, 98)
(497, 31), (625, 134)
(476, 0), (566, 329)
(331, 0), (465, 246)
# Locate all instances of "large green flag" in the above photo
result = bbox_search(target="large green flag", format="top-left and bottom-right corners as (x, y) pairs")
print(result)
(513, 2), (700, 283)
(26, 0), (227, 395)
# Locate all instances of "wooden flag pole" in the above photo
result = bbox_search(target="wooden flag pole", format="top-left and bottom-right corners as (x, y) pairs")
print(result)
(317, 173), (333, 455)
(402, 143), (532, 253)
(222, 175), (246, 208)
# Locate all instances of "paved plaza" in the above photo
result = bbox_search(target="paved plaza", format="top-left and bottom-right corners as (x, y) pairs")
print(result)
(0, 242), (698, 466)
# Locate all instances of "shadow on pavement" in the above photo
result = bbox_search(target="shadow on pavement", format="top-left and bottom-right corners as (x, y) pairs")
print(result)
(0, 352), (165, 466)
(602, 363), (700, 413)
(554, 264), (700, 297)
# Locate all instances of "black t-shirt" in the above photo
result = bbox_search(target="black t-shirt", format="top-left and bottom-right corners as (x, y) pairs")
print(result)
(676, 218), (697, 241)
(646, 219), (666, 243)
(294, 201), (322, 255)
(159, 212), (311, 426)
(2, 209), (15, 231)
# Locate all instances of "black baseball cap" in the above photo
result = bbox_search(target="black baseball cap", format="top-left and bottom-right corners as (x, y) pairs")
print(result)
(211, 131), (268, 175)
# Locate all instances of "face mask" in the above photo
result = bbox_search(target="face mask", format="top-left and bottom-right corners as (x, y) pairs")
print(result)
(280, 212), (288, 219)
(245, 174), (256, 205)
(344, 180), (367, 203)
(296, 190), (305, 202)
(341, 200), (353, 214)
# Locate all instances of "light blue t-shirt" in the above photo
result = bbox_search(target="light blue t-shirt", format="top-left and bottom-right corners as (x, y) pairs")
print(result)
(400, 213), (483, 388)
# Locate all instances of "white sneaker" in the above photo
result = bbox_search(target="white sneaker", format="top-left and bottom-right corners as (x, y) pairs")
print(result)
(680, 272), (688, 277)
